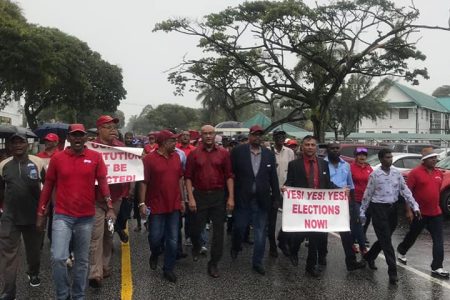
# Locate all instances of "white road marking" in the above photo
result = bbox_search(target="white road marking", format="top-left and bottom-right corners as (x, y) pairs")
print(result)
(329, 232), (450, 290)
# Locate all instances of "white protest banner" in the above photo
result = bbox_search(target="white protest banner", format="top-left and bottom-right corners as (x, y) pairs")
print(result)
(86, 142), (144, 184)
(282, 187), (349, 232)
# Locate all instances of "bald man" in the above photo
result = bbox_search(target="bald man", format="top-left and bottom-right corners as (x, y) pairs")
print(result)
(185, 125), (234, 278)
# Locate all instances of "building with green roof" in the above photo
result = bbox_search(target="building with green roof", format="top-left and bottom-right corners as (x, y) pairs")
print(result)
(359, 82), (449, 134)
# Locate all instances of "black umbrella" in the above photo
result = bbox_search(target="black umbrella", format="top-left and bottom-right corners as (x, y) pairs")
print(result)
(34, 122), (69, 139)
(0, 124), (38, 139)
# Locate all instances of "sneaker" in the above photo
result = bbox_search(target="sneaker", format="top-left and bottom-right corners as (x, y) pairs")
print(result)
(432, 268), (450, 278)
(397, 251), (407, 265)
(352, 244), (359, 254)
(28, 274), (41, 287)
(117, 230), (129, 243)
(66, 258), (73, 268)
(184, 238), (192, 247)
(200, 246), (208, 255)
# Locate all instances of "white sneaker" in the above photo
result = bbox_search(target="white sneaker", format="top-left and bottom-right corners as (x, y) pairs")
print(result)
(432, 268), (450, 278)
(397, 251), (407, 265)
(200, 246), (208, 254)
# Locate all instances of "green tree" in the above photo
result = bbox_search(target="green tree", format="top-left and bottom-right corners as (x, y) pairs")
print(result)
(146, 104), (201, 131)
(328, 76), (391, 140)
(155, 0), (450, 141)
(0, 0), (126, 129)
(432, 85), (450, 98)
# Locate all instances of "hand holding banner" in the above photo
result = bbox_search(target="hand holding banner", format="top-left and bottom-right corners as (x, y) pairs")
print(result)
(282, 187), (350, 232)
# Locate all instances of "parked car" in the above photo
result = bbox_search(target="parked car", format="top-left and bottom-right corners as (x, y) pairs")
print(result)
(433, 148), (450, 161)
(379, 142), (438, 154)
(367, 152), (422, 172)
(402, 156), (450, 217)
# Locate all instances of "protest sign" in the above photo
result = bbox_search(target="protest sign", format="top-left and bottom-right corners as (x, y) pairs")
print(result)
(282, 187), (349, 232)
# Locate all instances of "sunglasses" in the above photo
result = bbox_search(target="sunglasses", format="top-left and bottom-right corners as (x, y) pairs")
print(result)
(356, 147), (368, 153)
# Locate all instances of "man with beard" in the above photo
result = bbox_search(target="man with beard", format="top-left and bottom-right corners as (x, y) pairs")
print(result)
(89, 115), (130, 288)
(138, 130), (185, 283)
(230, 125), (280, 275)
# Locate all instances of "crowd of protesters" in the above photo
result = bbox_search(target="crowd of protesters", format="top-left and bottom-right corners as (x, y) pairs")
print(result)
(0, 115), (449, 300)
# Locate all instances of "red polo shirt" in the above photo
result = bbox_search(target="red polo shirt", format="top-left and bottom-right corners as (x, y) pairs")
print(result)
(143, 151), (183, 214)
(176, 143), (196, 157)
(38, 147), (110, 217)
(144, 143), (158, 154)
(185, 144), (233, 191)
(303, 155), (319, 188)
(407, 165), (443, 216)
(350, 162), (373, 202)
(36, 149), (59, 159)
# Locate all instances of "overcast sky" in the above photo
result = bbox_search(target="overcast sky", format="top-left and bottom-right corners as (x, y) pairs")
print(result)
(15, 0), (450, 121)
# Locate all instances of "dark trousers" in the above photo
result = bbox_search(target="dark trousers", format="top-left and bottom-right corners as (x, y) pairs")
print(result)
(232, 199), (268, 267)
(115, 198), (133, 232)
(351, 202), (366, 250)
(289, 232), (327, 269)
(364, 202), (398, 276)
(190, 190), (225, 265)
(148, 211), (180, 272)
(132, 191), (141, 227)
(398, 215), (444, 270)
(0, 222), (43, 297)
(267, 205), (278, 249)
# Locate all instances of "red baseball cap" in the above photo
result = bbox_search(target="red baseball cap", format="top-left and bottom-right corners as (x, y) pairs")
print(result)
(147, 131), (157, 138)
(44, 133), (59, 142)
(96, 115), (119, 128)
(156, 130), (179, 144)
(68, 124), (87, 134)
(286, 139), (298, 146)
(249, 125), (264, 134)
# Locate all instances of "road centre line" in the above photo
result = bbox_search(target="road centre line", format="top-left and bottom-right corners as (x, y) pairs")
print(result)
(329, 232), (450, 290)
(121, 226), (133, 300)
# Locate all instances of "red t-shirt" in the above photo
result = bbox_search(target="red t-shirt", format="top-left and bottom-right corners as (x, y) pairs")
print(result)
(36, 149), (59, 159)
(176, 143), (196, 157)
(143, 151), (182, 214)
(38, 147), (110, 217)
(184, 144), (233, 191)
(407, 165), (443, 217)
(144, 143), (158, 154)
(350, 162), (373, 202)
(303, 155), (319, 188)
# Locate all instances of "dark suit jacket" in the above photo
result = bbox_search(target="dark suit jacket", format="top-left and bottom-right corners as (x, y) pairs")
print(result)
(231, 144), (280, 210)
(285, 156), (335, 189)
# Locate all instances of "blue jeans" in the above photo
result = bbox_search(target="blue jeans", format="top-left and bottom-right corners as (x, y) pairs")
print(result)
(148, 211), (180, 272)
(232, 199), (268, 267)
(51, 214), (94, 300)
(351, 202), (366, 250)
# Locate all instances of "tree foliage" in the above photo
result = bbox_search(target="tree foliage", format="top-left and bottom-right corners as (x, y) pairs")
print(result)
(432, 85), (450, 98)
(155, 0), (450, 141)
(328, 76), (391, 140)
(0, 0), (126, 129)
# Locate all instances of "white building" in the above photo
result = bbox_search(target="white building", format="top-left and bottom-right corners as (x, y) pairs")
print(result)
(0, 100), (24, 126)
(359, 83), (448, 134)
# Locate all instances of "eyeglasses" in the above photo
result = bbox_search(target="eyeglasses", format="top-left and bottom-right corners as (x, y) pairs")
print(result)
(356, 147), (368, 153)
(69, 132), (86, 138)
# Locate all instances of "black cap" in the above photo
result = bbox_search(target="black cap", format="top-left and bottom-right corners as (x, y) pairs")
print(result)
(273, 129), (286, 136)
(9, 133), (27, 141)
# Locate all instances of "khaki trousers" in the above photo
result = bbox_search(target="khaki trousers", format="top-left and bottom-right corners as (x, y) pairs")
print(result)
(88, 200), (121, 280)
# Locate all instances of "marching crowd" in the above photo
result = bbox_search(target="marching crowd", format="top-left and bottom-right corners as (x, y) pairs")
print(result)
(0, 114), (449, 300)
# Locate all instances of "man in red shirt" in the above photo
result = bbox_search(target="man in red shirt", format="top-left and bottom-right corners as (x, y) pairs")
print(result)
(397, 148), (449, 278)
(36, 124), (112, 300)
(177, 130), (196, 157)
(185, 125), (234, 278)
(89, 115), (129, 288)
(138, 130), (185, 283)
(36, 133), (59, 160)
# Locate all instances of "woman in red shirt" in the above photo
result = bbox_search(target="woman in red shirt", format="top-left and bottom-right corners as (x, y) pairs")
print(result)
(350, 147), (373, 254)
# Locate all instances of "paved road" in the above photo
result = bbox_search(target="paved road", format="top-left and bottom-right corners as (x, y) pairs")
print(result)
(4, 213), (450, 299)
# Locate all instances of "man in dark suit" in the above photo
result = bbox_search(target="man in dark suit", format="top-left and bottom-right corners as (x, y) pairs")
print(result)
(284, 135), (334, 277)
(230, 125), (280, 275)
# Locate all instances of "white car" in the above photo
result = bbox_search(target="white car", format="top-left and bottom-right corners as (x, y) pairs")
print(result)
(433, 148), (450, 161)
(366, 152), (422, 172)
